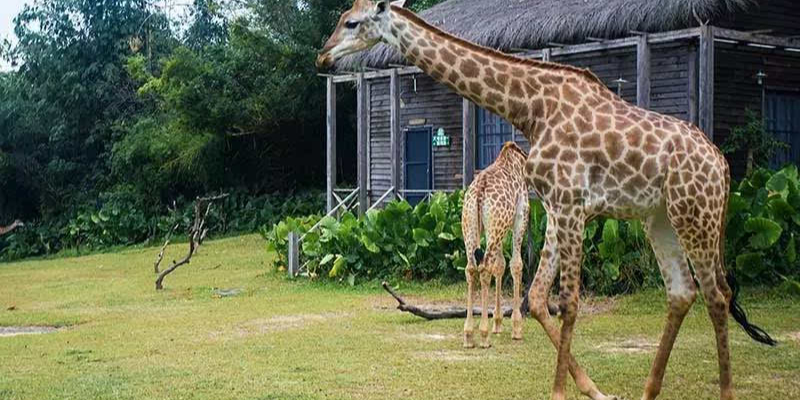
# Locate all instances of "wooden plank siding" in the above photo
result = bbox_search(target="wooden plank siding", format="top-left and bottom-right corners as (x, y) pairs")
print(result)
(714, 43), (800, 177)
(368, 77), (393, 203)
(399, 74), (464, 192)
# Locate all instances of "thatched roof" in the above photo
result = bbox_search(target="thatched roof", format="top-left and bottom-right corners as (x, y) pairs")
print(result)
(336, 0), (757, 70)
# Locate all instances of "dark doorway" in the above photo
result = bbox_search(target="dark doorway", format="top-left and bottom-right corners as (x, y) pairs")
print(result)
(765, 91), (800, 168)
(404, 127), (432, 205)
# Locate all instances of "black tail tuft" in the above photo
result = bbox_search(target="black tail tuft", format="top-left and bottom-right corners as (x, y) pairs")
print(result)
(474, 248), (485, 265)
(727, 271), (777, 346)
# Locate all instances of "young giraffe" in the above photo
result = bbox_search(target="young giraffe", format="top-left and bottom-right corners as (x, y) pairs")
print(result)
(462, 141), (529, 349)
(317, 2), (776, 400)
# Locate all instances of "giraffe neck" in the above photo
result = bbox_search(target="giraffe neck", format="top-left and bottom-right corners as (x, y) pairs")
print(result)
(382, 6), (607, 133)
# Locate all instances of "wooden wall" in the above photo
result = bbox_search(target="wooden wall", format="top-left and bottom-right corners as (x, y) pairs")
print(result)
(367, 74), (464, 202)
(368, 77), (392, 201)
(714, 43), (800, 177)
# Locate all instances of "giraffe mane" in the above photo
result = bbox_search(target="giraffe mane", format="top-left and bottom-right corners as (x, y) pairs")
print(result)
(500, 141), (526, 157)
(390, 6), (609, 89)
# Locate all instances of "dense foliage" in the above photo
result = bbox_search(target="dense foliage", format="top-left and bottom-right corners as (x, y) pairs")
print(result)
(264, 192), (662, 294)
(1, 190), (323, 261)
(0, 0), (360, 246)
(266, 166), (800, 294)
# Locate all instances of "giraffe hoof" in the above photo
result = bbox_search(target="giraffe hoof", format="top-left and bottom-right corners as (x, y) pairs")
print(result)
(463, 341), (475, 349)
(511, 334), (523, 341)
(479, 341), (492, 349)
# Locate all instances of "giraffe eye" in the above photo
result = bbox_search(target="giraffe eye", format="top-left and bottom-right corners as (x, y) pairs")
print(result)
(345, 20), (360, 29)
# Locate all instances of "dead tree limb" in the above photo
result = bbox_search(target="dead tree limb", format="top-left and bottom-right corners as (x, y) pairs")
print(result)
(154, 223), (180, 274)
(381, 282), (558, 320)
(154, 193), (229, 290)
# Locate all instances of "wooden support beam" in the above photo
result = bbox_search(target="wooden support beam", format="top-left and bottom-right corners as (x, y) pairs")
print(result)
(357, 73), (368, 215)
(636, 34), (651, 109)
(326, 77), (337, 212)
(462, 99), (475, 188)
(389, 69), (401, 199)
(541, 48), (551, 62)
(688, 44), (698, 125)
(699, 25), (715, 140)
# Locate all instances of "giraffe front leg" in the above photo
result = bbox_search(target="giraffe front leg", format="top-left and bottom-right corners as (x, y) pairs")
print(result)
(510, 255), (523, 340)
(463, 265), (477, 348)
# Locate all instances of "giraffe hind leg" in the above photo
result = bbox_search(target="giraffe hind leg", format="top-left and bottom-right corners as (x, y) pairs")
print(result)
(641, 206), (697, 400)
(510, 192), (529, 340)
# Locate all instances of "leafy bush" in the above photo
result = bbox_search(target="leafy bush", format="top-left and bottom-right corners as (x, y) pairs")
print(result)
(726, 165), (800, 284)
(264, 191), (660, 294)
(0, 190), (324, 261)
(265, 167), (800, 293)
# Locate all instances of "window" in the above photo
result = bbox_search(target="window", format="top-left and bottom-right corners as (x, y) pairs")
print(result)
(476, 107), (513, 169)
(765, 91), (800, 167)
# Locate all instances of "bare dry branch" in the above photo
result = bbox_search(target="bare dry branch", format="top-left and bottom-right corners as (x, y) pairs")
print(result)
(154, 194), (229, 290)
(381, 282), (558, 320)
(154, 223), (180, 274)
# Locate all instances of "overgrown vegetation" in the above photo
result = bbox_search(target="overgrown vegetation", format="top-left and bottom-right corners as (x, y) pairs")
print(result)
(0, 0), (363, 250)
(1, 190), (322, 261)
(265, 166), (800, 294)
(721, 109), (789, 176)
(264, 192), (661, 294)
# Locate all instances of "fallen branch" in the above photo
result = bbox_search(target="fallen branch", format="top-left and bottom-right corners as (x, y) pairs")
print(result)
(155, 193), (229, 290)
(381, 281), (558, 320)
(0, 219), (24, 236)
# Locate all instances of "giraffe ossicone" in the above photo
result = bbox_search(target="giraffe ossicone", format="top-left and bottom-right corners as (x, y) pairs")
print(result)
(318, 2), (775, 400)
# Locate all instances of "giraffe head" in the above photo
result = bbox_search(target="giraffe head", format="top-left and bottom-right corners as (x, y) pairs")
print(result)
(316, 0), (409, 70)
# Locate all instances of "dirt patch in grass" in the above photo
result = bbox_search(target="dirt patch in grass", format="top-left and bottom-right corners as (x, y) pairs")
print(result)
(596, 336), (658, 354)
(400, 332), (457, 342)
(413, 349), (494, 362)
(216, 312), (351, 339)
(579, 296), (618, 316)
(0, 326), (60, 337)
(786, 331), (800, 342)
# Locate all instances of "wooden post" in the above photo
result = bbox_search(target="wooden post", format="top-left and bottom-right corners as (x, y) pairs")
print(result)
(699, 25), (715, 140)
(357, 73), (368, 215)
(326, 77), (337, 212)
(688, 44), (698, 125)
(287, 231), (299, 278)
(636, 34), (651, 109)
(542, 48), (551, 62)
(462, 99), (475, 188)
(390, 69), (401, 198)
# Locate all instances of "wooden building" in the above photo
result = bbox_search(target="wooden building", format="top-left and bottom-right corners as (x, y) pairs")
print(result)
(322, 0), (800, 213)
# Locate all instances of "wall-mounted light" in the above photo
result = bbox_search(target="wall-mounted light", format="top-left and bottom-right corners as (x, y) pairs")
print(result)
(612, 77), (628, 96)
(756, 70), (767, 85)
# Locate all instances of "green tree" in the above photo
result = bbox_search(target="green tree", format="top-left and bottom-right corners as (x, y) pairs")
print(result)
(722, 109), (789, 177)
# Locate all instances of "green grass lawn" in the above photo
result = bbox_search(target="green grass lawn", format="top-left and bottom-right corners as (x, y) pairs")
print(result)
(1, 234), (799, 400)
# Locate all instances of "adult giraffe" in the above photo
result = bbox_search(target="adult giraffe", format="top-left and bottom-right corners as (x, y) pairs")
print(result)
(316, 1), (775, 399)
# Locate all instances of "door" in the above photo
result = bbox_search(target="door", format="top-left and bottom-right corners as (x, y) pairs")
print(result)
(404, 127), (432, 205)
(765, 91), (800, 168)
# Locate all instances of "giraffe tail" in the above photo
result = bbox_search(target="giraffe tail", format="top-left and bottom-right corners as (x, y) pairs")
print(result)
(726, 270), (777, 346)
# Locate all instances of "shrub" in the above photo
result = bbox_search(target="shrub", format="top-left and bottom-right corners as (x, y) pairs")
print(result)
(0, 189), (324, 261)
(265, 191), (661, 294)
(726, 165), (800, 284)
(265, 167), (800, 293)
